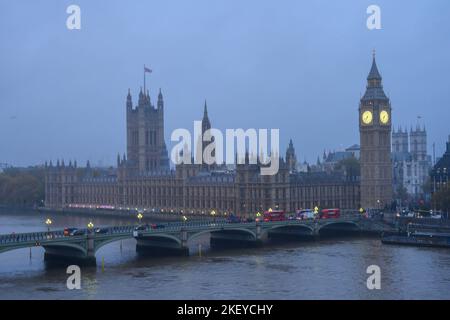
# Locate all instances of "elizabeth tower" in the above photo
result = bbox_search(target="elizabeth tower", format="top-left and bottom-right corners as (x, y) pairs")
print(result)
(359, 53), (392, 209)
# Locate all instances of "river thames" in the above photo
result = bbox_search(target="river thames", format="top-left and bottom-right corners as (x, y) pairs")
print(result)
(0, 210), (449, 300)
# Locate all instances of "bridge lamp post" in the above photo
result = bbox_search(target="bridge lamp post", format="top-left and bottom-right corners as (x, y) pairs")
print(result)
(137, 212), (143, 224)
(45, 218), (52, 232)
(210, 210), (216, 223)
(87, 221), (94, 233)
(182, 215), (188, 224)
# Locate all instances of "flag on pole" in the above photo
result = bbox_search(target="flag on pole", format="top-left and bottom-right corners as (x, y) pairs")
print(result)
(144, 66), (152, 73)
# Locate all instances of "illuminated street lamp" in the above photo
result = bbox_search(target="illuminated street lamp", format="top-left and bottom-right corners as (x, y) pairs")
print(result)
(211, 210), (216, 223)
(87, 221), (94, 232)
(256, 212), (262, 222)
(45, 218), (52, 232)
(137, 212), (143, 224)
(182, 215), (188, 223)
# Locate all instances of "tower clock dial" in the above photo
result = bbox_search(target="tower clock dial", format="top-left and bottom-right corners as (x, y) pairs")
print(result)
(362, 110), (373, 124)
(380, 110), (389, 124)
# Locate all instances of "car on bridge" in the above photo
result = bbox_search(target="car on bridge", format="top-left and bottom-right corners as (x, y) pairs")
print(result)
(134, 224), (150, 231)
(227, 214), (241, 223)
(72, 229), (86, 236)
(296, 209), (315, 220)
(263, 210), (286, 222)
(63, 228), (78, 236)
(150, 223), (166, 229)
(320, 208), (340, 219)
(95, 227), (110, 234)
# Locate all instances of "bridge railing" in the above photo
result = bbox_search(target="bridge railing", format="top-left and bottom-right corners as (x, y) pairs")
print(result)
(0, 215), (366, 245)
(0, 230), (66, 245)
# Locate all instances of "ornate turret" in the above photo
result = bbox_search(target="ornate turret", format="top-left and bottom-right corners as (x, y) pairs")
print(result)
(126, 89), (132, 110)
(286, 139), (297, 172)
(157, 88), (164, 110)
(138, 87), (145, 106)
(201, 100), (214, 167)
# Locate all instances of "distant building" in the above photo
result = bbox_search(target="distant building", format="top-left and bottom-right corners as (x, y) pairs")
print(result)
(430, 135), (450, 194)
(45, 82), (361, 214)
(321, 144), (360, 172)
(392, 125), (432, 200)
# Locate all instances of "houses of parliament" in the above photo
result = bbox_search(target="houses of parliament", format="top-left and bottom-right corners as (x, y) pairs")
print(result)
(45, 55), (393, 215)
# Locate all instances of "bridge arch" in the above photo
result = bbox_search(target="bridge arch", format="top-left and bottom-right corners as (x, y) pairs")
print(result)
(136, 233), (182, 246)
(94, 234), (136, 253)
(318, 221), (361, 235)
(188, 228), (257, 243)
(262, 224), (314, 238)
(42, 242), (88, 260)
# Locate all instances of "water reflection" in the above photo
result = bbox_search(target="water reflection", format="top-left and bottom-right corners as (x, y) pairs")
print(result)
(1, 210), (450, 299)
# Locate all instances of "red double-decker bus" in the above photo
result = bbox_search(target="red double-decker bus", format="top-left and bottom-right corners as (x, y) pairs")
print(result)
(320, 208), (340, 219)
(263, 210), (286, 222)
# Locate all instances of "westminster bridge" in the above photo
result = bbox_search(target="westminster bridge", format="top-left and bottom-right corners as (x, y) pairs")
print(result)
(0, 215), (390, 265)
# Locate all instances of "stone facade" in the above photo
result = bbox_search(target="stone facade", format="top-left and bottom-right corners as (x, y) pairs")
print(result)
(430, 136), (450, 194)
(359, 54), (393, 209)
(45, 81), (362, 215)
(392, 125), (431, 199)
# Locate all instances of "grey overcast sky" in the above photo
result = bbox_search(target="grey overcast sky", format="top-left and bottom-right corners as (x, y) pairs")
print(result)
(1, 0), (449, 167)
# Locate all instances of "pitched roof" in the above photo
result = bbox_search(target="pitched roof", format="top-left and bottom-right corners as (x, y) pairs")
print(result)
(367, 57), (382, 80)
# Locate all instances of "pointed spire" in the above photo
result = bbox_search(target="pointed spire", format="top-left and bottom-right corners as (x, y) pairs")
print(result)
(203, 100), (208, 118)
(361, 51), (387, 101)
(157, 88), (164, 109)
(367, 51), (382, 81)
(126, 89), (133, 110)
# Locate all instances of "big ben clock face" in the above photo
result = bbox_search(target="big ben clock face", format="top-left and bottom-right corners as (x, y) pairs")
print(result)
(380, 110), (389, 124)
(362, 110), (373, 124)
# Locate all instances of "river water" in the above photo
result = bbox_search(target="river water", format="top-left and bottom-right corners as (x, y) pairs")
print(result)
(0, 210), (449, 300)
